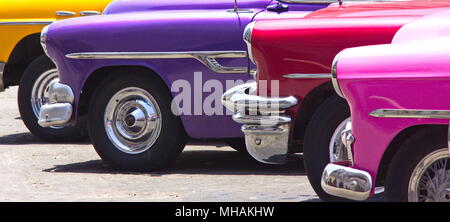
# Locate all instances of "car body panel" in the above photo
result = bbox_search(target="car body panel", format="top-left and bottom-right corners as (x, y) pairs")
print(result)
(333, 9), (450, 197)
(0, 0), (110, 63)
(248, 1), (450, 139)
(44, 0), (331, 139)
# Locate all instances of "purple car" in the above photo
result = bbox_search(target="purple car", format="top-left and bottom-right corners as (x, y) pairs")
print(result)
(39, 0), (330, 170)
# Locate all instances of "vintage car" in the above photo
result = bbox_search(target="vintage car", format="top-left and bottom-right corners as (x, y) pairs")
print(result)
(0, 0), (111, 142)
(321, 10), (450, 202)
(222, 0), (450, 201)
(38, 0), (334, 170)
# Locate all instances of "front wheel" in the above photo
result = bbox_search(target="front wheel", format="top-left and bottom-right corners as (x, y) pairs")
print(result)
(303, 94), (351, 201)
(385, 129), (450, 202)
(88, 72), (187, 171)
(18, 55), (87, 142)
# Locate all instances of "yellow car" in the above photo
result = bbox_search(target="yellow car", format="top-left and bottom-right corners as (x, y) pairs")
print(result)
(1, 0), (111, 141)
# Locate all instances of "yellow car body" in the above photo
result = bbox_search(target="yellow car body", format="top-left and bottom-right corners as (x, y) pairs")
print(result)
(0, 0), (111, 90)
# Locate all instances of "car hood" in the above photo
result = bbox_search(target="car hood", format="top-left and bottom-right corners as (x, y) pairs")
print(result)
(103, 0), (269, 14)
(393, 9), (450, 44)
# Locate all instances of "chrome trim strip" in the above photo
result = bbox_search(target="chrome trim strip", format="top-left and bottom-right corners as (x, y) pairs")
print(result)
(243, 22), (256, 64)
(283, 73), (332, 79)
(0, 21), (53, 25)
(370, 109), (450, 119)
(80, 11), (101, 16)
(331, 51), (344, 98)
(56, 11), (76, 16)
(66, 51), (249, 74)
(0, 62), (5, 92)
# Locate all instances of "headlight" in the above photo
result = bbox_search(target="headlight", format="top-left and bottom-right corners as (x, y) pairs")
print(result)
(41, 25), (50, 55)
(243, 22), (256, 64)
(331, 51), (344, 98)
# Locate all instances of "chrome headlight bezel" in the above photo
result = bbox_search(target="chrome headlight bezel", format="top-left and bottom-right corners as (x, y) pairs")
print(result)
(243, 22), (256, 65)
(331, 51), (344, 98)
(40, 25), (50, 55)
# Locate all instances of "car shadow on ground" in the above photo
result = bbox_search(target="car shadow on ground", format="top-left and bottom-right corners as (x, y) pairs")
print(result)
(0, 132), (91, 145)
(43, 149), (306, 176)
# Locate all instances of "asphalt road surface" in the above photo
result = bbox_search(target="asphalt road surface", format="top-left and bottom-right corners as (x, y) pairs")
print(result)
(0, 86), (321, 202)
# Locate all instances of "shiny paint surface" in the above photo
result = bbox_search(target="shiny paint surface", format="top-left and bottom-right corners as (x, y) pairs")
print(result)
(250, 0), (450, 127)
(44, 0), (329, 139)
(334, 10), (450, 196)
(0, 0), (110, 62)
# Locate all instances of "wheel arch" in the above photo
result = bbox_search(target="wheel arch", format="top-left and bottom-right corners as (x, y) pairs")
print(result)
(375, 124), (448, 187)
(291, 81), (335, 152)
(3, 33), (44, 87)
(78, 65), (176, 118)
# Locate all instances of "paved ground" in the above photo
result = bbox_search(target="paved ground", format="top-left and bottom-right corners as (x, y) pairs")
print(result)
(0, 87), (320, 202)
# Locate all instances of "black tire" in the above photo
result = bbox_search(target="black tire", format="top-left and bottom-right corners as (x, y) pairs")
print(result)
(303, 94), (350, 202)
(384, 128), (448, 202)
(18, 55), (87, 142)
(88, 72), (187, 171)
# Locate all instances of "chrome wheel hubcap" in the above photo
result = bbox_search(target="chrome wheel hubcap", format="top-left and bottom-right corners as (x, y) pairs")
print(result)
(408, 148), (450, 202)
(31, 69), (61, 129)
(329, 118), (351, 162)
(104, 87), (162, 154)
(31, 69), (59, 117)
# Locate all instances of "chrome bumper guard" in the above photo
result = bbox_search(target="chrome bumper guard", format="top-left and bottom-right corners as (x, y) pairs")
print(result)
(38, 80), (74, 127)
(222, 82), (298, 164)
(321, 164), (372, 201)
(321, 121), (372, 201)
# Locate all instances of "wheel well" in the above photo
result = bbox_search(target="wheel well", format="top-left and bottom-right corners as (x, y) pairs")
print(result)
(291, 81), (335, 152)
(375, 124), (448, 187)
(78, 66), (171, 118)
(3, 33), (44, 87)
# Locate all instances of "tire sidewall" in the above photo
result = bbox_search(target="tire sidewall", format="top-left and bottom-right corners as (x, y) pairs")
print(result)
(18, 55), (87, 142)
(88, 73), (186, 171)
(385, 128), (448, 202)
(303, 94), (350, 201)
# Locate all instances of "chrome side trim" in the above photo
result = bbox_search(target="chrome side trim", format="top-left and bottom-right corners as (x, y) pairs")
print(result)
(66, 51), (249, 74)
(321, 163), (372, 201)
(80, 11), (101, 16)
(0, 21), (53, 25)
(56, 11), (76, 16)
(226, 9), (254, 13)
(370, 109), (450, 119)
(0, 62), (5, 92)
(283, 73), (332, 79)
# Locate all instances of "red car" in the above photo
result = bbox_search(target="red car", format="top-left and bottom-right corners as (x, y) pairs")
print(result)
(222, 0), (450, 201)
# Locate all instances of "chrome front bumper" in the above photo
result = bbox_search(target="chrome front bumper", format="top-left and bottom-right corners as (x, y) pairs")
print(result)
(222, 82), (298, 164)
(0, 62), (5, 92)
(321, 122), (373, 201)
(38, 80), (74, 127)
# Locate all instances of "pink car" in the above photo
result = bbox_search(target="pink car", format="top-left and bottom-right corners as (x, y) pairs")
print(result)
(323, 10), (450, 202)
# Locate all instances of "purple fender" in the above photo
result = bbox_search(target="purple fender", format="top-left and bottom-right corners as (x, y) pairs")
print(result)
(44, 0), (329, 139)
(334, 9), (450, 192)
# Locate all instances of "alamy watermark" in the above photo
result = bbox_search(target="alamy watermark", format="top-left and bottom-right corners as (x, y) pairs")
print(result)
(170, 71), (280, 117)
